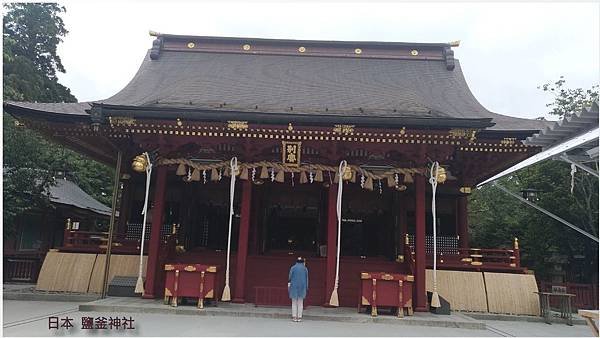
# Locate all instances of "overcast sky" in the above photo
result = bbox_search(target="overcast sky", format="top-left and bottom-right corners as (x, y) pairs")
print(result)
(55, 1), (599, 121)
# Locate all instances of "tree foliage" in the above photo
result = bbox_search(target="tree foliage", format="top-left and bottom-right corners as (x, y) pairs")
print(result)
(469, 79), (599, 283)
(3, 3), (113, 238)
(539, 76), (599, 119)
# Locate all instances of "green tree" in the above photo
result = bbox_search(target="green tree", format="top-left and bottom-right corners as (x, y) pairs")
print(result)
(3, 3), (113, 238)
(469, 79), (599, 283)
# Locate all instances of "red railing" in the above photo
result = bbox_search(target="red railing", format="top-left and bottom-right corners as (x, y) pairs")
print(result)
(404, 236), (522, 272)
(61, 230), (146, 254)
(538, 281), (599, 310)
(405, 235), (522, 272)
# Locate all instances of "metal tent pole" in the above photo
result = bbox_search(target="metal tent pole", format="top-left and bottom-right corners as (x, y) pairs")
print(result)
(492, 182), (598, 243)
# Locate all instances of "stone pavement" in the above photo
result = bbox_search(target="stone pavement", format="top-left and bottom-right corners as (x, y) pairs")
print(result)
(3, 300), (595, 337)
(80, 296), (485, 329)
(3, 283), (100, 302)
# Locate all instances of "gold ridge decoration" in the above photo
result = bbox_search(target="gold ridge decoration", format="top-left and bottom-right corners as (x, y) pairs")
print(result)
(227, 120), (248, 131)
(333, 124), (355, 135)
(500, 137), (517, 146)
(449, 128), (478, 142)
(109, 116), (136, 127)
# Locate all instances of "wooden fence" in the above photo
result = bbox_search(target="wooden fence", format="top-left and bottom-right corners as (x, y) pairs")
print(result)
(538, 281), (599, 310)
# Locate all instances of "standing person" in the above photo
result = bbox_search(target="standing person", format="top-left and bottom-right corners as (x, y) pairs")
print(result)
(288, 257), (308, 322)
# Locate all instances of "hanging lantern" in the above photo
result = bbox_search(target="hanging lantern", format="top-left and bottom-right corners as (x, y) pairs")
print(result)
(364, 176), (374, 191)
(223, 168), (231, 177)
(176, 163), (187, 176)
(191, 168), (201, 181)
(299, 171), (308, 184)
(131, 154), (148, 173)
(404, 173), (414, 184)
(275, 169), (285, 183)
(210, 168), (219, 181)
(240, 167), (249, 180)
(260, 166), (269, 179)
(315, 170), (324, 182)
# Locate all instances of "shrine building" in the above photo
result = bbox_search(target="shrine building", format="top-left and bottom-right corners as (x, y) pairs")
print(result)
(4, 33), (547, 314)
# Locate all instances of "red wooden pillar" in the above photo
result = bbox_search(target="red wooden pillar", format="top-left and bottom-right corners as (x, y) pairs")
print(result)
(414, 174), (427, 311)
(143, 166), (168, 299)
(233, 180), (252, 303)
(324, 184), (337, 306)
(457, 196), (469, 248)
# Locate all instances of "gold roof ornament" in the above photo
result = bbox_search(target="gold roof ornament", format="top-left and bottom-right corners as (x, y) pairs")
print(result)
(448, 40), (461, 47)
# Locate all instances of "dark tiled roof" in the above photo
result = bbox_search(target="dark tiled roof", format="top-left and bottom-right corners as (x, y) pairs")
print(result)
(5, 102), (91, 116)
(49, 178), (112, 216)
(5, 34), (548, 132)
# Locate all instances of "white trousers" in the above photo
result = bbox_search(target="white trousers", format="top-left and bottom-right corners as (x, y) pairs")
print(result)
(291, 298), (304, 318)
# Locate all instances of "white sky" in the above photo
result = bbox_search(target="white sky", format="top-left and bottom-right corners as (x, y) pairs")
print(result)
(55, 1), (600, 121)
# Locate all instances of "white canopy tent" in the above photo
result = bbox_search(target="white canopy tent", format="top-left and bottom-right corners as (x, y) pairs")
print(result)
(479, 101), (599, 186)
(477, 101), (599, 242)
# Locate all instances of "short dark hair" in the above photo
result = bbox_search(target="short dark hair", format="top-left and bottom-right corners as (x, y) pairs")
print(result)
(296, 257), (304, 263)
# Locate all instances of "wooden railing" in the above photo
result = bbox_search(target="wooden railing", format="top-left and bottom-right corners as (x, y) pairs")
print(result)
(538, 281), (599, 310)
(3, 253), (45, 283)
(61, 230), (146, 254)
(404, 235), (522, 272)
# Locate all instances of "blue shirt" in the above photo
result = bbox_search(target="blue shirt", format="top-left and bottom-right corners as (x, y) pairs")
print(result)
(288, 262), (309, 299)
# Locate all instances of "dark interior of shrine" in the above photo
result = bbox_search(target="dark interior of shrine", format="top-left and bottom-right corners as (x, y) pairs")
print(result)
(125, 174), (461, 260)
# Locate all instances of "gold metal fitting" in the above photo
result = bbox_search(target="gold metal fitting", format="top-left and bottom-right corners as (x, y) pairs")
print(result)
(435, 167), (447, 184)
(298, 46), (306, 53)
(342, 167), (353, 181)
(459, 186), (471, 194)
(410, 50), (419, 56)
(242, 44), (251, 51)
(187, 42), (195, 49)
(131, 154), (148, 173)
(354, 48), (362, 54)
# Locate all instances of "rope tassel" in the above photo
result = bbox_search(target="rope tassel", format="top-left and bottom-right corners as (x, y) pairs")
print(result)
(191, 168), (201, 181)
(329, 160), (347, 307)
(221, 157), (238, 302)
(315, 170), (324, 182)
(135, 152), (152, 295)
(176, 163), (187, 176)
